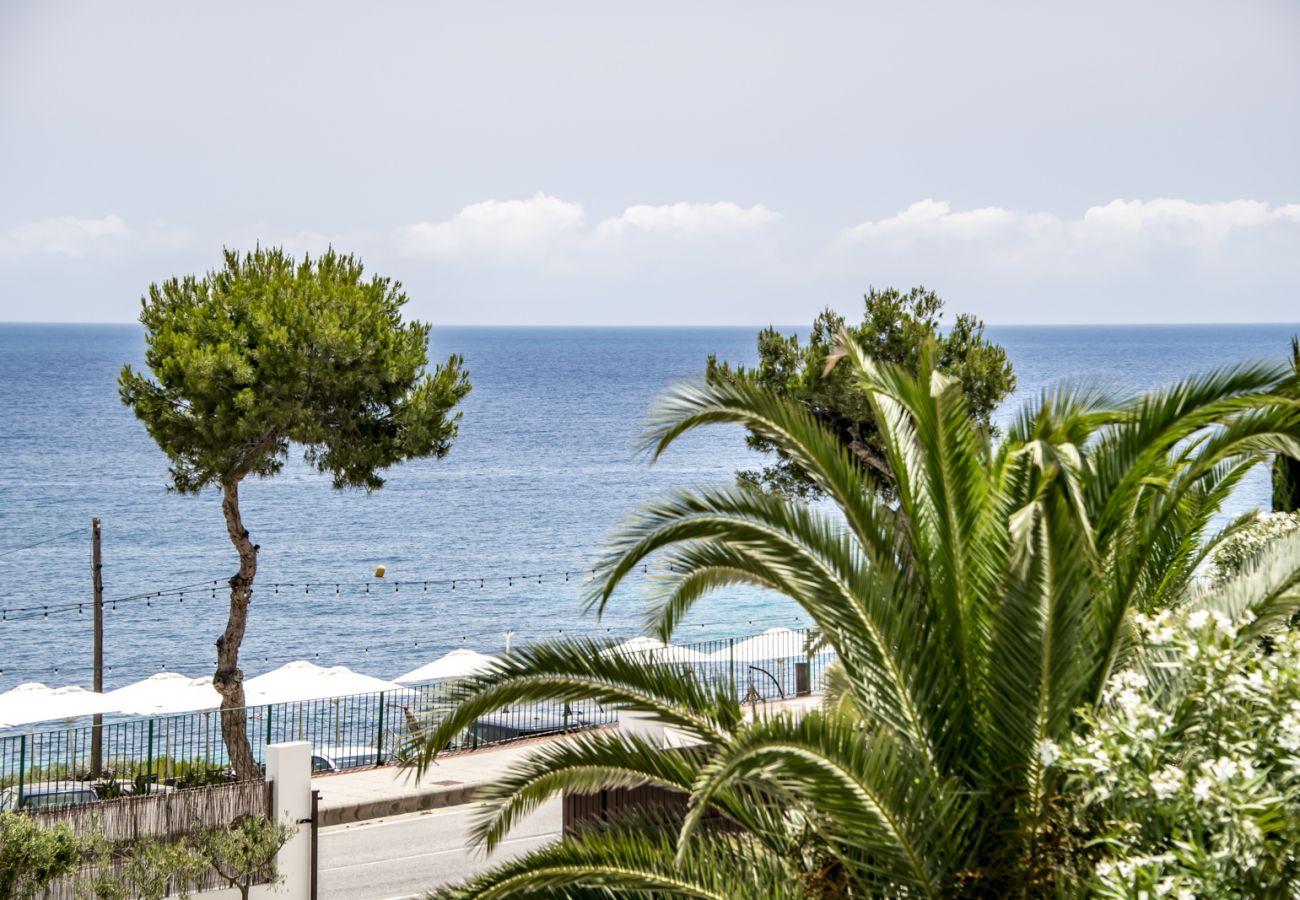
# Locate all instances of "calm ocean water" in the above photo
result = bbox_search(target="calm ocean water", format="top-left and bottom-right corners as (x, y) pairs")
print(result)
(0, 323), (1296, 692)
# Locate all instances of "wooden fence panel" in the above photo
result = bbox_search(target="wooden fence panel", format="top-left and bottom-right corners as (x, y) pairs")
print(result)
(32, 779), (271, 899)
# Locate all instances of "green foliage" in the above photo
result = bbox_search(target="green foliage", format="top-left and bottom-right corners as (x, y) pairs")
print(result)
(415, 340), (1300, 897)
(196, 814), (295, 900)
(1210, 511), (1300, 584)
(706, 286), (1014, 498)
(0, 812), (80, 900)
(80, 834), (207, 900)
(122, 838), (207, 900)
(1057, 564), (1300, 898)
(168, 762), (232, 790)
(119, 246), (471, 493)
(1273, 336), (1300, 512)
(1, 811), (292, 900)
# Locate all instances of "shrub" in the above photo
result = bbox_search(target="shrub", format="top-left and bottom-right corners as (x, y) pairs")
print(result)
(1211, 511), (1300, 583)
(0, 812), (80, 900)
(1055, 607), (1300, 897)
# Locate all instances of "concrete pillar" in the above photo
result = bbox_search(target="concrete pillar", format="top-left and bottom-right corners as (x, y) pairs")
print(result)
(266, 741), (312, 900)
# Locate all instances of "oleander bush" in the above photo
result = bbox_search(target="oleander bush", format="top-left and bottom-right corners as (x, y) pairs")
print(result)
(1212, 511), (1300, 583)
(1057, 593), (1300, 899)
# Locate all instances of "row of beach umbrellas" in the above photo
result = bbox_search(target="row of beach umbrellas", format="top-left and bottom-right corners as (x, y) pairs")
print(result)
(0, 628), (805, 729)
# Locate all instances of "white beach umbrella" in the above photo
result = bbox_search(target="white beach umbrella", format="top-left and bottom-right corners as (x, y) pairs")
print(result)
(244, 661), (405, 705)
(707, 627), (803, 663)
(106, 673), (224, 776)
(106, 672), (221, 716)
(0, 683), (120, 780)
(245, 661), (407, 748)
(0, 682), (117, 727)
(600, 636), (711, 665)
(394, 649), (498, 684)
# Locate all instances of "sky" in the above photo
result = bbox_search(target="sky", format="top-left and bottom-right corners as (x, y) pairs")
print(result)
(1, 0), (1298, 326)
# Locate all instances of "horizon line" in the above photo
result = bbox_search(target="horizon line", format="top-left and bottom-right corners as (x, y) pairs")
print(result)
(4, 320), (1300, 329)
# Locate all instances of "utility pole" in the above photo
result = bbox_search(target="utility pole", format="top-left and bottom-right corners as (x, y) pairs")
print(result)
(90, 516), (104, 778)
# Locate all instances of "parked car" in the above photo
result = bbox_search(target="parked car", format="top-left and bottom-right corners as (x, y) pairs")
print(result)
(469, 704), (601, 746)
(311, 744), (384, 773)
(0, 780), (98, 811)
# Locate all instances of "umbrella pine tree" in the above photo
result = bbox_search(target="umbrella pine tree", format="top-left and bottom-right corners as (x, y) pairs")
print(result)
(121, 247), (470, 777)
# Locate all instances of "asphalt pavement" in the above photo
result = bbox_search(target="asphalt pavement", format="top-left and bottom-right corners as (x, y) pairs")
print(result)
(317, 796), (562, 899)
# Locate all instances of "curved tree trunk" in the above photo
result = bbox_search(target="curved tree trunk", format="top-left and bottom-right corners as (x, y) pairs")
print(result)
(215, 478), (259, 779)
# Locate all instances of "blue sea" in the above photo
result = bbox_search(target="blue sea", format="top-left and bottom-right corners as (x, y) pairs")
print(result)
(0, 323), (1296, 692)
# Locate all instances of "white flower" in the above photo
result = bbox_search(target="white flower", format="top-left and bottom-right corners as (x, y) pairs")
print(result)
(1241, 819), (1263, 844)
(1192, 775), (1214, 802)
(1188, 609), (1210, 630)
(1116, 688), (1144, 715)
(1279, 713), (1300, 750)
(1038, 739), (1061, 768)
(1210, 610), (1237, 639)
(1117, 670), (1149, 691)
(1150, 765), (1184, 799)
(1207, 756), (1239, 783)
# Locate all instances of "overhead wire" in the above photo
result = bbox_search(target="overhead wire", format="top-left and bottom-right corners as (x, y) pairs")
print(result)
(0, 527), (84, 558)
(0, 564), (671, 624)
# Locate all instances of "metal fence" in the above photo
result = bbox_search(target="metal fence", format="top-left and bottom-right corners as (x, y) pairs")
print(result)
(1, 627), (830, 808)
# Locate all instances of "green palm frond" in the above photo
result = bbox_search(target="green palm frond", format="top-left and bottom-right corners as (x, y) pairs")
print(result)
(466, 730), (704, 852)
(633, 376), (908, 582)
(587, 483), (944, 765)
(405, 640), (743, 777)
(680, 710), (971, 899)
(420, 335), (1300, 897)
(429, 823), (800, 900)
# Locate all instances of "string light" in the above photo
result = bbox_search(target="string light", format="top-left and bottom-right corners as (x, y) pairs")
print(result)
(0, 564), (684, 625)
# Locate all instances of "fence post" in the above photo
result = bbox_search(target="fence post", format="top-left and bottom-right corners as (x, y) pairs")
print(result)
(266, 704), (274, 748)
(310, 789), (320, 900)
(266, 741), (312, 900)
(375, 692), (385, 766)
(145, 719), (154, 794)
(16, 734), (25, 808)
(728, 638), (735, 696)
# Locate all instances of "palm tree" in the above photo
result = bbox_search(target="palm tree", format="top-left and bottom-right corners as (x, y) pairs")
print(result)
(413, 340), (1300, 898)
(1273, 335), (1300, 511)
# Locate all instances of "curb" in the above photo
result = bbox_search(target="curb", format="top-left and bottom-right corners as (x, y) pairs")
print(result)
(319, 781), (485, 827)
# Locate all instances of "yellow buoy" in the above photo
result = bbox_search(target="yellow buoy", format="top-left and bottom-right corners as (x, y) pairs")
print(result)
(374, 565), (386, 578)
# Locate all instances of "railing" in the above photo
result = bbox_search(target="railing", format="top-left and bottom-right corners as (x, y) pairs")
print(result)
(1, 627), (831, 806)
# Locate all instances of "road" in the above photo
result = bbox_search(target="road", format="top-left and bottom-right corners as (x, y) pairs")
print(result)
(318, 798), (562, 899)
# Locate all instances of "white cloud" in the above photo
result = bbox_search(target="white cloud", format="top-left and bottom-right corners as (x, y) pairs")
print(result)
(395, 193), (585, 263)
(842, 197), (1300, 255)
(826, 197), (1300, 322)
(833, 197), (1300, 288)
(395, 195), (783, 269)
(1077, 198), (1300, 249)
(0, 214), (190, 258)
(844, 199), (1032, 244)
(595, 202), (781, 239)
